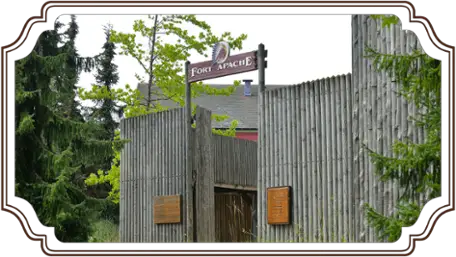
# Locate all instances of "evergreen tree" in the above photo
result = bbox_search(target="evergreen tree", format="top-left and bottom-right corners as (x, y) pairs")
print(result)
(82, 24), (122, 222)
(56, 15), (84, 121)
(94, 24), (120, 141)
(88, 24), (121, 171)
(15, 17), (122, 242)
(364, 16), (441, 242)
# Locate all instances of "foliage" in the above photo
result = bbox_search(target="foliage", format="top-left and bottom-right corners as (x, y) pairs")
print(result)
(88, 219), (120, 242)
(365, 201), (422, 242)
(85, 24), (121, 174)
(363, 15), (441, 242)
(15, 16), (120, 242)
(81, 15), (247, 203)
(370, 15), (400, 28)
(81, 15), (246, 120)
(85, 130), (123, 204)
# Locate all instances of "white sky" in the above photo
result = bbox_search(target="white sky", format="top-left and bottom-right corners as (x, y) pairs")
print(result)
(57, 14), (352, 91)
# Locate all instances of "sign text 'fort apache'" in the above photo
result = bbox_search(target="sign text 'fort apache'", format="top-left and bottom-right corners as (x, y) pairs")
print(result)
(188, 51), (258, 83)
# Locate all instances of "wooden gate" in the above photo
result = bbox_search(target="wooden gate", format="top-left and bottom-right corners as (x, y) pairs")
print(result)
(215, 189), (256, 242)
(192, 108), (259, 242)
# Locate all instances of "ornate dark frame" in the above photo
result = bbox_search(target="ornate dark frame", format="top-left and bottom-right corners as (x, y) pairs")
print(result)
(0, 0), (456, 256)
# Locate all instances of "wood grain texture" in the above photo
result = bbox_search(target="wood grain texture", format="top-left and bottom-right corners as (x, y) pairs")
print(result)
(153, 195), (182, 224)
(215, 192), (254, 242)
(267, 187), (291, 225)
(195, 106), (215, 242)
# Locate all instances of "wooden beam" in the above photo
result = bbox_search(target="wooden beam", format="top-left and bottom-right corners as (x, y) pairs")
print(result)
(215, 183), (257, 192)
(195, 107), (215, 242)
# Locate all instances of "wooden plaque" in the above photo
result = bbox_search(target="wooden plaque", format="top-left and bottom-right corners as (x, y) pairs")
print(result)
(153, 195), (182, 224)
(188, 51), (258, 83)
(267, 187), (291, 225)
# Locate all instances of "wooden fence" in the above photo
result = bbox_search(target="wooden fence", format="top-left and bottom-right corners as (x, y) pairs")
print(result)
(120, 106), (258, 242)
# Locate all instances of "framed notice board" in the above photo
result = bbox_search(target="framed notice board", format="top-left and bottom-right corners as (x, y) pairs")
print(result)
(153, 195), (182, 224)
(267, 186), (291, 225)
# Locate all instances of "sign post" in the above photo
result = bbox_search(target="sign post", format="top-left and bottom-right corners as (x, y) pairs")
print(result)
(257, 45), (266, 211)
(184, 60), (194, 242)
(258, 43), (266, 93)
(185, 42), (267, 241)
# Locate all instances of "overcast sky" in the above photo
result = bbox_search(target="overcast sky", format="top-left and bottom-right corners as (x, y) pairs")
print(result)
(57, 14), (352, 91)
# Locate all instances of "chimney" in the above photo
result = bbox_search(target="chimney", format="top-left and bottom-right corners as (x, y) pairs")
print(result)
(243, 79), (253, 96)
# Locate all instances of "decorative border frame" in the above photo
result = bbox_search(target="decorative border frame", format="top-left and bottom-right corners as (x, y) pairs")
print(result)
(0, 0), (456, 256)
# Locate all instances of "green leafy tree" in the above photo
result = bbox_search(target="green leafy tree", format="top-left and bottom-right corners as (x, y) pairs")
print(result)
(15, 17), (122, 242)
(363, 16), (441, 242)
(81, 15), (246, 204)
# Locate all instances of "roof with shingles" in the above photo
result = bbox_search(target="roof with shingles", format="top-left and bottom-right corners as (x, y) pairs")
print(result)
(137, 83), (290, 129)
